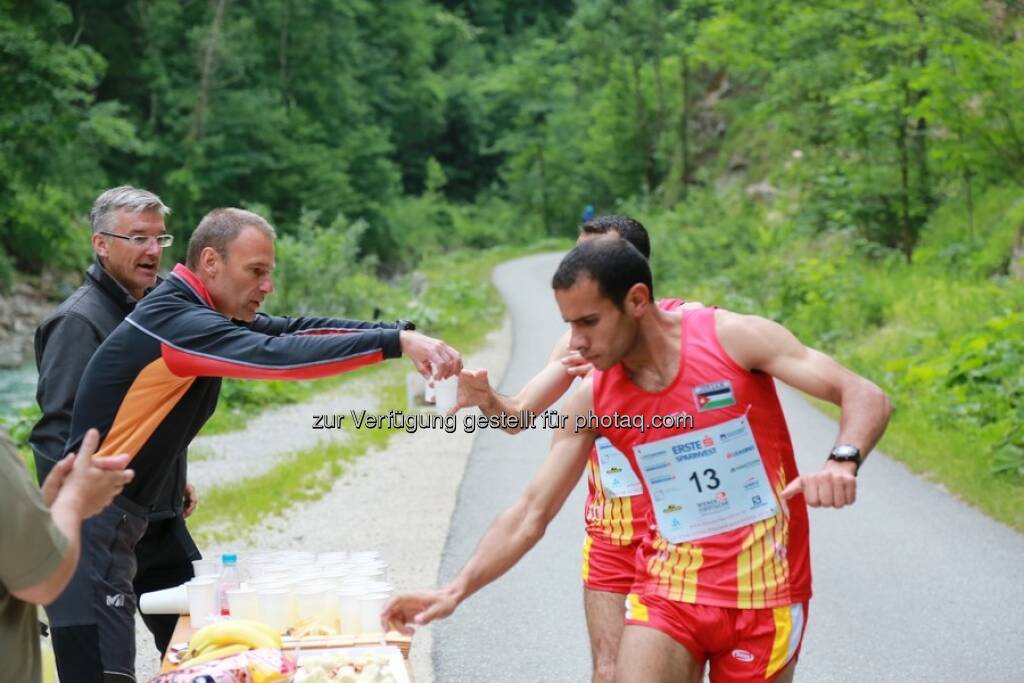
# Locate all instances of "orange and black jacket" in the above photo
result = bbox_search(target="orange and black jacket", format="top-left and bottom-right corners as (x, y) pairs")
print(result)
(66, 263), (403, 510)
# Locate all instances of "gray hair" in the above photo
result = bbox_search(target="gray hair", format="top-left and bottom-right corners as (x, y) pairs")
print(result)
(90, 186), (171, 234)
(186, 208), (277, 270)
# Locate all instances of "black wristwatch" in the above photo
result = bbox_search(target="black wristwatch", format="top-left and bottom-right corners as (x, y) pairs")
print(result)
(828, 444), (862, 475)
(395, 319), (416, 331)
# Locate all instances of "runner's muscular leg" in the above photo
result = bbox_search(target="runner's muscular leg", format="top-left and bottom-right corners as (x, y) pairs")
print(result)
(615, 624), (703, 683)
(584, 588), (627, 683)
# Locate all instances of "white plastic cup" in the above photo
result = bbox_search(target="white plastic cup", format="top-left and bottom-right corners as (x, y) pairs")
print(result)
(257, 589), (291, 632)
(139, 584), (189, 615)
(186, 578), (219, 627)
(407, 372), (426, 410)
(226, 589), (260, 621)
(192, 558), (220, 578)
(336, 589), (367, 635)
(358, 593), (390, 635)
(294, 582), (335, 626)
(434, 376), (458, 414)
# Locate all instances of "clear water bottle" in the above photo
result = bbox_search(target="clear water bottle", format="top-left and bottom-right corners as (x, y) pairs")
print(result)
(218, 553), (240, 616)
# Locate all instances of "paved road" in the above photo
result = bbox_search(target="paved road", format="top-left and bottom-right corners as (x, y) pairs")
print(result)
(433, 253), (1024, 682)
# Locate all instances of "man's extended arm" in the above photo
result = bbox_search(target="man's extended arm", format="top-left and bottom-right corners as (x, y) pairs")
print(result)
(144, 305), (459, 381)
(717, 310), (892, 506)
(245, 313), (403, 337)
(382, 380), (598, 632)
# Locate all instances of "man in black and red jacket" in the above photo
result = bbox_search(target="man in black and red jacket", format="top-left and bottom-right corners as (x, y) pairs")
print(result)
(29, 186), (202, 661)
(47, 207), (462, 682)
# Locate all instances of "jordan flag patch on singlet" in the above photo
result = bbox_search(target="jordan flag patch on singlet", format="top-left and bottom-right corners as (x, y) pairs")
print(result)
(693, 380), (736, 412)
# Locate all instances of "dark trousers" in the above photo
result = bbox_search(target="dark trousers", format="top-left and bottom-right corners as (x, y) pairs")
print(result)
(48, 505), (148, 683)
(133, 515), (201, 655)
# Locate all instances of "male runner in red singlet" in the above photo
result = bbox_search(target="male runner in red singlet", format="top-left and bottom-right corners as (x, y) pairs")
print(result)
(385, 238), (891, 682)
(452, 215), (701, 681)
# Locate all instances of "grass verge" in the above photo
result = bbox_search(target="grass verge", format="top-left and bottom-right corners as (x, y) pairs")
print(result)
(190, 372), (405, 544)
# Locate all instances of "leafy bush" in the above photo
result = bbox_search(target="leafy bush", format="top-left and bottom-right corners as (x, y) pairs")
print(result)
(269, 211), (390, 319)
(0, 403), (42, 448)
(914, 185), (1024, 278)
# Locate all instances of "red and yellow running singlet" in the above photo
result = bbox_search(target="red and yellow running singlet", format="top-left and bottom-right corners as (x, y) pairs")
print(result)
(592, 307), (811, 609)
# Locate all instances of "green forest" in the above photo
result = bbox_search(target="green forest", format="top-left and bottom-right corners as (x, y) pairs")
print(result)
(1, 0), (1022, 528)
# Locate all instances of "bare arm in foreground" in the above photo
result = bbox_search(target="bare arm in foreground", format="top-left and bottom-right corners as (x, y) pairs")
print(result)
(382, 380), (598, 632)
(716, 310), (891, 507)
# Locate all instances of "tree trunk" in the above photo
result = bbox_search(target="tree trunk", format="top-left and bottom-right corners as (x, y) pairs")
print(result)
(681, 52), (690, 199)
(897, 90), (913, 263)
(650, 10), (666, 193)
(632, 57), (655, 197)
(279, 0), (290, 110)
(912, 10), (932, 214)
(666, 52), (691, 206)
(538, 145), (550, 235)
(190, 0), (229, 144)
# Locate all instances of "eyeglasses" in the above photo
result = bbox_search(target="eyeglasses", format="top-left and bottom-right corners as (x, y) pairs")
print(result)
(100, 231), (174, 248)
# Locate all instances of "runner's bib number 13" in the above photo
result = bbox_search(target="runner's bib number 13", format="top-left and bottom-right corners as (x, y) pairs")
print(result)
(633, 414), (778, 544)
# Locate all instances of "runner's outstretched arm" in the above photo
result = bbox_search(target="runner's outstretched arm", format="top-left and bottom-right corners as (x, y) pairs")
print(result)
(382, 380), (598, 633)
(716, 310), (892, 507)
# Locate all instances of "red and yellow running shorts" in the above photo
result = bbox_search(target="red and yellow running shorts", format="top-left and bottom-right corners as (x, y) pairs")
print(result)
(582, 534), (640, 594)
(624, 592), (808, 682)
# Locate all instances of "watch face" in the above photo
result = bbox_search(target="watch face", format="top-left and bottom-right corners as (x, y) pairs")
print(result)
(832, 445), (860, 459)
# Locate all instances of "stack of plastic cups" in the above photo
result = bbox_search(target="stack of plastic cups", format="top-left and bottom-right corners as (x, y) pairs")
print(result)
(215, 550), (393, 634)
(358, 591), (391, 636)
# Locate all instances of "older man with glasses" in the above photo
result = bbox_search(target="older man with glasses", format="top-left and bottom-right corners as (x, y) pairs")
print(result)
(29, 186), (201, 668)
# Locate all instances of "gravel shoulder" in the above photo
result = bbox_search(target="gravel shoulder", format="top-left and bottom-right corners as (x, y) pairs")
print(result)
(187, 376), (382, 489)
(134, 317), (512, 682)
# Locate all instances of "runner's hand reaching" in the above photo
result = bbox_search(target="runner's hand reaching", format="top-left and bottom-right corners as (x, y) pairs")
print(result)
(446, 368), (493, 416)
(780, 460), (857, 508)
(381, 590), (458, 635)
(400, 331), (463, 380)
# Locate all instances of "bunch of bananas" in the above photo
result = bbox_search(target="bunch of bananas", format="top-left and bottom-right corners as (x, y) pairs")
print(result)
(177, 619), (283, 668)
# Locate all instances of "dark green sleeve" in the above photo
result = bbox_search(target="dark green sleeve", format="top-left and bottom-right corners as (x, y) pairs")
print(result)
(0, 436), (69, 593)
